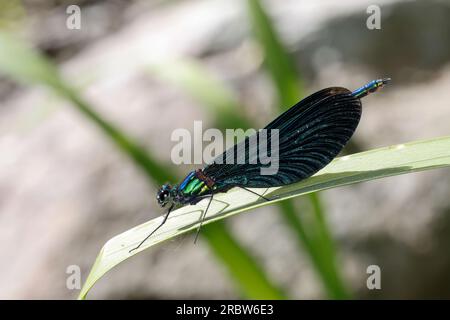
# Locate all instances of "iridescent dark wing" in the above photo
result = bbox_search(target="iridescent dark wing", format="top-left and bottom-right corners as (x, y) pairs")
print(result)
(202, 87), (362, 188)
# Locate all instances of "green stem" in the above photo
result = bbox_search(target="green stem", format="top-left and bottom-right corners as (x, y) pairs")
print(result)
(247, 0), (350, 298)
(63, 88), (174, 185)
(203, 223), (286, 299)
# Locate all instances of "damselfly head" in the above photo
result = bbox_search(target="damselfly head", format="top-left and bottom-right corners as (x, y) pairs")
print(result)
(156, 184), (173, 207)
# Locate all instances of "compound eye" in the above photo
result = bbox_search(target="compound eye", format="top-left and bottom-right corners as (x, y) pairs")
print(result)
(157, 189), (171, 203)
(156, 190), (165, 202)
(164, 190), (171, 200)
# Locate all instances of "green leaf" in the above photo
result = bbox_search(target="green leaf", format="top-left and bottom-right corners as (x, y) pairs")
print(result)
(78, 136), (450, 299)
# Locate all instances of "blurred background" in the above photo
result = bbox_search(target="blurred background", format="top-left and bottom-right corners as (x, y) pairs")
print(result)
(1, 0), (450, 299)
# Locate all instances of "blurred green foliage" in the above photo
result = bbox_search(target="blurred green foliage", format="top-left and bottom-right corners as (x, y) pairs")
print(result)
(0, 0), (25, 30)
(247, 0), (349, 298)
(0, 30), (285, 300)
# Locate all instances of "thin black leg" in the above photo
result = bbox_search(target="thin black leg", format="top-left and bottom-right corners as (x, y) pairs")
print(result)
(239, 186), (270, 201)
(129, 204), (174, 253)
(194, 194), (213, 244)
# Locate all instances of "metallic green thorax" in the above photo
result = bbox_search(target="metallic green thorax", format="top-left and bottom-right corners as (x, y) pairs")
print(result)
(178, 171), (214, 198)
(183, 178), (207, 195)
